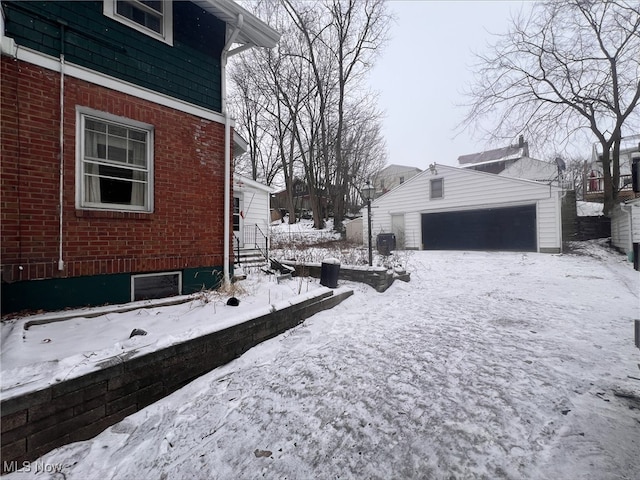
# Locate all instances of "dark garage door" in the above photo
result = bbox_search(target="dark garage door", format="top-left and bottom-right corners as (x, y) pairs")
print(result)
(422, 205), (537, 251)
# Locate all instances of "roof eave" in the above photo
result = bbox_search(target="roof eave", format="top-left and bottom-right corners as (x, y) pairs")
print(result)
(194, 0), (281, 49)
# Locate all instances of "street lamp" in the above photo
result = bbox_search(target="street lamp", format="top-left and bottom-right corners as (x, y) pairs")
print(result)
(361, 179), (375, 266)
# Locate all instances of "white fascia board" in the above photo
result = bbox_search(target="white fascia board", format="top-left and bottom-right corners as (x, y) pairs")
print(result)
(439, 163), (562, 192)
(193, 0), (280, 49)
(233, 173), (275, 193)
(12, 44), (228, 125)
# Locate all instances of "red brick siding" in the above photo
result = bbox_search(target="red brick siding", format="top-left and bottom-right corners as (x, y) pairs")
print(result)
(1, 58), (234, 282)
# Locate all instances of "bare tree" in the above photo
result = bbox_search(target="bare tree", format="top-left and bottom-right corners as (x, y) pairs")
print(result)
(461, 0), (640, 216)
(230, 0), (390, 229)
(324, 0), (391, 232)
(230, 56), (281, 185)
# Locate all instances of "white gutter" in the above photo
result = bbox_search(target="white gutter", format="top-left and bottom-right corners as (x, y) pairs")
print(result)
(221, 14), (244, 286)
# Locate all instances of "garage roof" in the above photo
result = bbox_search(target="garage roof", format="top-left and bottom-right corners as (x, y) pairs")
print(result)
(191, 0), (281, 49)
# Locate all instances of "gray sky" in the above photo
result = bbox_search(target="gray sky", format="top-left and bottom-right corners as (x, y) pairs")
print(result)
(368, 1), (532, 170)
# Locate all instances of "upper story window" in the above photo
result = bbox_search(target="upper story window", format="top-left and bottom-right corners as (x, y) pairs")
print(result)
(77, 108), (154, 212)
(399, 176), (405, 184)
(430, 178), (444, 199)
(104, 0), (173, 45)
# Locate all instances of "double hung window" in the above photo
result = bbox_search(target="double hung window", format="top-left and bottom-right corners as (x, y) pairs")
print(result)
(78, 110), (153, 212)
(104, 1), (173, 45)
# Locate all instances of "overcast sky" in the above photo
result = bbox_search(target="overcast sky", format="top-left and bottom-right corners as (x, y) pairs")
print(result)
(368, 1), (533, 170)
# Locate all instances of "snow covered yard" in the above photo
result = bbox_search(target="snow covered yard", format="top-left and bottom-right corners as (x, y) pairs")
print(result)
(3, 240), (640, 479)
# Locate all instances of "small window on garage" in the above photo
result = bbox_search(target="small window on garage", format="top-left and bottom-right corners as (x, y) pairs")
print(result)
(132, 272), (181, 301)
(430, 178), (444, 199)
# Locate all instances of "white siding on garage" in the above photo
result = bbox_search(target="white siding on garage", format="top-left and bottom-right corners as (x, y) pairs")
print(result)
(365, 164), (562, 252)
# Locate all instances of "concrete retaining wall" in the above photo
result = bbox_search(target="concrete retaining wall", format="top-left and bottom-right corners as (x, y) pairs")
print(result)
(0, 288), (353, 473)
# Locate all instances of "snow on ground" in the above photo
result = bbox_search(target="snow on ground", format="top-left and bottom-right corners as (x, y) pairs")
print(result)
(3, 239), (640, 479)
(271, 217), (342, 246)
(577, 201), (604, 217)
(0, 274), (321, 396)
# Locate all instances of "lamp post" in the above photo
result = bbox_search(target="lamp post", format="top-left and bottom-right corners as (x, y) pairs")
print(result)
(362, 179), (375, 266)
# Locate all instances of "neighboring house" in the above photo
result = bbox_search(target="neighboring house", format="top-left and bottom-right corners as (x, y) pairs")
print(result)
(497, 157), (560, 183)
(271, 179), (329, 219)
(611, 198), (640, 260)
(372, 164), (422, 197)
(0, 0), (279, 313)
(458, 135), (530, 174)
(232, 173), (274, 261)
(584, 134), (640, 203)
(364, 164), (563, 253)
(459, 136), (562, 184)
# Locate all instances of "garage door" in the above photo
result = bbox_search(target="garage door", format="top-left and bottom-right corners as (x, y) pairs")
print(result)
(421, 205), (537, 251)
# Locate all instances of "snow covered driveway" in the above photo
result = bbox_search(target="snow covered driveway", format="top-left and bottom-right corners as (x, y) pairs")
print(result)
(8, 244), (640, 479)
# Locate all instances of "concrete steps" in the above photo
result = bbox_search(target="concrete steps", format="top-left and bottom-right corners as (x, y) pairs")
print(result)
(235, 248), (267, 268)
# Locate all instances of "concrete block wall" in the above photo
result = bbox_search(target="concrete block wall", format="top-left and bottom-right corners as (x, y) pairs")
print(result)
(281, 261), (410, 292)
(0, 288), (353, 473)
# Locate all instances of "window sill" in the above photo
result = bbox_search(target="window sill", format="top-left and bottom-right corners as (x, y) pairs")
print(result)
(75, 209), (153, 220)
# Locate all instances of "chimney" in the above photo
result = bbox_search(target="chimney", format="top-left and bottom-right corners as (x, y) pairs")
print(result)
(518, 135), (524, 147)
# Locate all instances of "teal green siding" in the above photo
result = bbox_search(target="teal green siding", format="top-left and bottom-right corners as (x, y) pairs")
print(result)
(3, 1), (224, 112)
(182, 266), (224, 295)
(1, 265), (227, 313)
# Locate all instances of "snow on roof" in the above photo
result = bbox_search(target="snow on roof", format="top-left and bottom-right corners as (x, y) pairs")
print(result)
(458, 144), (526, 166)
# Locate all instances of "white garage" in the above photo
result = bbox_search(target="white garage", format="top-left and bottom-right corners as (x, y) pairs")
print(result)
(364, 164), (563, 253)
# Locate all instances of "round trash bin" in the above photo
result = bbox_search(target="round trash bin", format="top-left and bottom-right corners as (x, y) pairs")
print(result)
(376, 233), (396, 256)
(320, 257), (340, 288)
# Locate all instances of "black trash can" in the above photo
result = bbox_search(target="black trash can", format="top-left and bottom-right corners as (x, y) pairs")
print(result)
(376, 233), (396, 256)
(633, 242), (639, 271)
(320, 258), (340, 288)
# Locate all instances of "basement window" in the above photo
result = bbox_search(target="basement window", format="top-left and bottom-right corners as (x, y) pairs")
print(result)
(132, 272), (181, 301)
(104, 0), (173, 45)
(430, 178), (444, 199)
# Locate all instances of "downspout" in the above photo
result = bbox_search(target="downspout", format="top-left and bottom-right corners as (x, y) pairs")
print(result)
(58, 22), (67, 271)
(221, 14), (243, 286)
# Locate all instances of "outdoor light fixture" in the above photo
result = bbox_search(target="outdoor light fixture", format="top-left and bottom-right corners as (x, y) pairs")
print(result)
(362, 180), (375, 266)
(429, 163), (438, 175)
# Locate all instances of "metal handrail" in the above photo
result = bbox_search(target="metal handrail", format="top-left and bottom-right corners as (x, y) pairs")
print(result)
(234, 234), (240, 265)
(254, 224), (269, 264)
(585, 174), (633, 193)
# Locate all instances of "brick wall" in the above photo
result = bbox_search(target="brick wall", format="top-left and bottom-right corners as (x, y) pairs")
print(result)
(0, 288), (353, 473)
(1, 57), (233, 284)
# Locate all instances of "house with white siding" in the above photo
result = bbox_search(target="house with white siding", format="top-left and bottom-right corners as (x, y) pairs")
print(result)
(372, 164), (422, 198)
(610, 198), (640, 260)
(232, 174), (274, 264)
(364, 163), (563, 253)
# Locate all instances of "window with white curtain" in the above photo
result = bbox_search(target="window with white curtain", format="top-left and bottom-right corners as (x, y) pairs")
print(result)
(78, 110), (153, 212)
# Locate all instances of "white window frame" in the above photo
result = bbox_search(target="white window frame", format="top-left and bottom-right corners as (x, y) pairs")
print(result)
(131, 271), (182, 301)
(104, 0), (174, 46)
(76, 107), (154, 213)
(430, 178), (444, 199)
